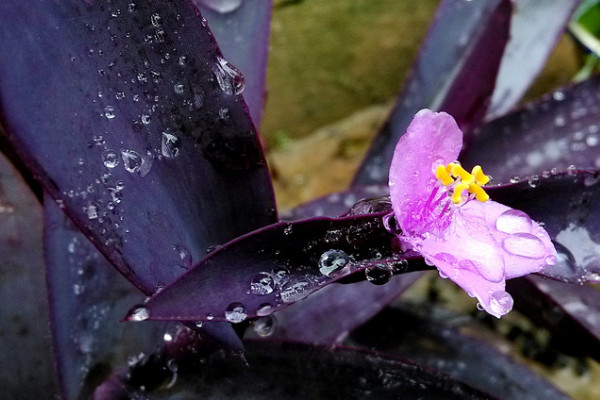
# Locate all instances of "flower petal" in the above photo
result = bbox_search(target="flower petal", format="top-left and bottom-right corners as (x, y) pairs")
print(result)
(389, 109), (463, 230)
(414, 200), (508, 283)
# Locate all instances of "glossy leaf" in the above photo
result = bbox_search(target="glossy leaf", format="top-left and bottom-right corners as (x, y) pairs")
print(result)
(0, 0), (276, 347)
(488, 171), (600, 283)
(487, 0), (581, 119)
(96, 340), (494, 399)
(44, 198), (174, 400)
(350, 305), (570, 400)
(263, 273), (424, 345)
(463, 76), (600, 182)
(353, 0), (511, 185)
(283, 184), (389, 220)
(509, 275), (600, 362)
(136, 214), (429, 323)
(195, 0), (272, 126)
(0, 154), (59, 398)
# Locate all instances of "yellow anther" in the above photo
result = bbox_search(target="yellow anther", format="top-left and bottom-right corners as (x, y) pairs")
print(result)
(468, 183), (489, 202)
(435, 165), (454, 186)
(450, 164), (475, 184)
(471, 165), (490, 186)
(451, 182), (469, 204)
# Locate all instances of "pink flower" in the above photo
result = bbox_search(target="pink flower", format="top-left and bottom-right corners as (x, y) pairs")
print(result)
(388, 109), (557, 318)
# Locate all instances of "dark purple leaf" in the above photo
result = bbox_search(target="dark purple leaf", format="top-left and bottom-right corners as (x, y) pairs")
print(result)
(44, 197), (177, 400)
(135, 214), (429, 323)
(350, 304), (570, 400)
(488, 171), (600, 283)
(509, 275), (600, 362)
(261, 273), (424, 345)
(195, 0), (272, 127)
(283, 184), (389, 220)
(96, 340), (495, 400)
(0, 154), (59, 398)
(0, 0), (275, 291)
(463, 76), (600, 182)
(353, 0), (511, 185)
(0, 0), (276, 347)
(487, 0), (581, 119)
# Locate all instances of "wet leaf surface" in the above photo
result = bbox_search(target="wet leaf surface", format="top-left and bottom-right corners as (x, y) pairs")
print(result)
(195, 0), (272, 126)
(354, 0), (511, 185)
(0, 0), (276, 293)
(44, 198), (174, 400)
(262, 273), (424, 345)
(509, 275), (600, 362)
(487, 0), (581, 119)
(464, 76), (600, 182)
(0, 154), (59, 398)
(349, 305), (570, 400)
(96, 340), (496, 400)
(137, 214), (429, 323)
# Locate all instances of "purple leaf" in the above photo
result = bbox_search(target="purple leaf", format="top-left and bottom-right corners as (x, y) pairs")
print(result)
(0, 1), (276, 347)
(350, 304), (570, 400)
(135, 214), (429, 323)
(487, 0), (581, 119)
(488, 171), (600, 284)
(261, 273), (424, 345)
(0, 154), (59, 398)
(353, 0), (511, 185)
(283, 184), (389, 220)
(463, 76), (600, 182)
(44, 197), (175, 400)
(195, 0), (272, 127)
(96, 340), (495, 399)
(508, 275), (600, 362)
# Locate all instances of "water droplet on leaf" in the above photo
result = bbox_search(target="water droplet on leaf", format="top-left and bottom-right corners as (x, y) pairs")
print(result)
(224, 302), (247, 323)
(253, 316), (276, 337)
(318, 249), (350, 277)
(200, 0), (243, 14)
(250, 272), (275, 295)
(213, 55), (245, 95)
(130, 306), (149, 321)
(161, 131), (181, 158)
(102, 149), (120, 168)
(365, 264), (393, 285)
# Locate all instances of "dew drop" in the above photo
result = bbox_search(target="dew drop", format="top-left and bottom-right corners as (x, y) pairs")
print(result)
(509, 176), (520, 183)
(553, 90), (565, 101)
(253, 316), (276, 337)
(213, 55), (245, 95)
(121, 149), (142, 173)
(489, 291), (514, 316)
(84, 203), (98, 220)
(174, 83), (185, 94)
(102, 149), (120, 168)
(495, 209), (532, 234)
(224, 302), (247, 323)
(141, 114), (151, 125)
(527, 175), (539, 188)
(206, 313), (214, 321)
(199, 0), (243, 14)
(161, 131), (181, 158)
(256, 303), (274, 317)
(318, 249), (350, 277)
(250, 272), (275, 295)
(271, 267), (290, 287)
(502, 233), (546, 259)
(365, 264), (393, 285)
(104, 105), (116, 119)
(173, 244), (192, 268)
(129, 306), (149, 321)
(280, 280), (311, 303)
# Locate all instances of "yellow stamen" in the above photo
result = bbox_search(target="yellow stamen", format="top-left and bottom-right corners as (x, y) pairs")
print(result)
(451, 182), (469, 204)
(450, 164), (475, 184)
(435, 165), (454, 186)
(468, 183), (489, 202)
(471, 165), (490, 186)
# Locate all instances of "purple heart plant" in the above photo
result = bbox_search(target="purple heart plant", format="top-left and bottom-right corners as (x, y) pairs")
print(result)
(1, 0), (600, 399)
